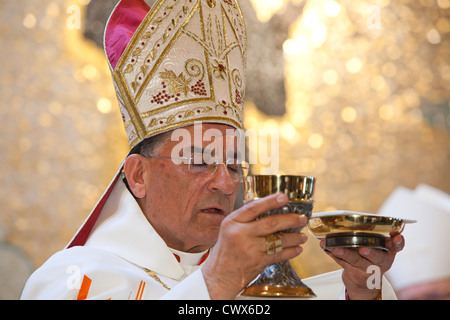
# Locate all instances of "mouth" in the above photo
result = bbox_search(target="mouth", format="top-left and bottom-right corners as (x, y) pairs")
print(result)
(200, 207), (226, 215)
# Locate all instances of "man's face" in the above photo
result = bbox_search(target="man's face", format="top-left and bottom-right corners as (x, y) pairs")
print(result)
(140, 123), (242, 253)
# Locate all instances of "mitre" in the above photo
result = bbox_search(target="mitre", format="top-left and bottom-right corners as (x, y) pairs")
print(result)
(105, 0), (247, 149)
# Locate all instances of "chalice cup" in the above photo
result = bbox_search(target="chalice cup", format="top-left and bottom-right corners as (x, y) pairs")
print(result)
(240, 175), (317, 298)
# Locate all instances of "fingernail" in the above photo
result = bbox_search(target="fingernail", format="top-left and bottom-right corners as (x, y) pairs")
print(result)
(360, 247), (371, 256)
(333, 248), (344, 256)
(299, 214), (307, 224)
(300, 233), (308, 243)
(277, 194), (288, 203)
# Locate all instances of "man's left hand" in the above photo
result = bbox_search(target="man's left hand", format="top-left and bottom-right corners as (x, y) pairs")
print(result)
(320, 234), (405, 300)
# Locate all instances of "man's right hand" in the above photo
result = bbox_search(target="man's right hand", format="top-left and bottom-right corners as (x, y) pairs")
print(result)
(201, 193), (308, 299)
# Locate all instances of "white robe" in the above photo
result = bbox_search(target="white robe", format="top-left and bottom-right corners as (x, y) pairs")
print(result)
(21, 171), (396, 300)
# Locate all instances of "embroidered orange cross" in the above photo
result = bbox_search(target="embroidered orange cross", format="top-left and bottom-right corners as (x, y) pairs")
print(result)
(135, 281), (146, 300)
(76, 275), (92, 300)
(76, 275), (146, 300)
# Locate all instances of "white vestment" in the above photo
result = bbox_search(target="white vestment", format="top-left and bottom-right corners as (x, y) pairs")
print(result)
(21, 171), (396, 300)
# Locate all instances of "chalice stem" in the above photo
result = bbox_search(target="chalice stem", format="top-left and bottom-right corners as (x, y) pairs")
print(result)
(241, 261), (316, 298)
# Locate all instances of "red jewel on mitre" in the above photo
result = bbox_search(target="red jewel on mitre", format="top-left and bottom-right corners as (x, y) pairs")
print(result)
(105, 0), (150, 70)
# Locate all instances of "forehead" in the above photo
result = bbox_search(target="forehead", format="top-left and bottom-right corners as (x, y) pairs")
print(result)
(185, 123), (237, 136)
(158, 123), (243, 155)
(174, 123), (239, 143)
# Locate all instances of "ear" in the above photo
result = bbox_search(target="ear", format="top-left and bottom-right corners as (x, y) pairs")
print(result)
(123, 154), (147, 199)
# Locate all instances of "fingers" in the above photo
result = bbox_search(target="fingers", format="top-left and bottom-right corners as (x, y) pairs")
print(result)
(385, 234), (405, 253)
(252, 213), (308, 237)
(229, 193), (289, 223)
(317, 234), (405, 300)
(327, 246), (368, 268)
(229, 193), (308, 236)
(277, 232), (308, 252)
(270, 245), (304, 264)
(320, 234), (405, 271)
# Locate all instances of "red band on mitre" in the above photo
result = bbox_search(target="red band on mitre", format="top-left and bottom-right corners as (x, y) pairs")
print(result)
(105, 0), (150, 70)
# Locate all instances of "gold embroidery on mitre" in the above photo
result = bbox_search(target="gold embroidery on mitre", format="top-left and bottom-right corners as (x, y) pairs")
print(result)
(108, 0), (247, 149)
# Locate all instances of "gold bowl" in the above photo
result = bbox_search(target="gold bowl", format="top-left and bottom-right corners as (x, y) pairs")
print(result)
(307, 211), (416, 251)
(243, 174), (316, 202)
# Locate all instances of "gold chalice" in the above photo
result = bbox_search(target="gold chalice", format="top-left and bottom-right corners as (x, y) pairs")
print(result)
(240, 175), (317, 298)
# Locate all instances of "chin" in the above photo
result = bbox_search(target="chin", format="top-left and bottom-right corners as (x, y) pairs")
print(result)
(196, 226), (221, 245)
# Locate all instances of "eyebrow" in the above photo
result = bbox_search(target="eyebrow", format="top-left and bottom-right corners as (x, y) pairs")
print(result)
(187, 146), (238, 159)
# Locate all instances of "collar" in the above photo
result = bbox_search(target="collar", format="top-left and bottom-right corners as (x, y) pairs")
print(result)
(170, 248), (210, 265)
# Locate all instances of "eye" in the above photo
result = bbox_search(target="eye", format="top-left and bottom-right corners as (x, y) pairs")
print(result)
(189, 153), (207, 165)
(188, 155), (209, 173)
(226, 164), (240, 172)
(225, 158), (241, 172)
(191, 162), (208, 167)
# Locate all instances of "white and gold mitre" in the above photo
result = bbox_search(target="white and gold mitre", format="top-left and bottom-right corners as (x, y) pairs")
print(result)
(104, 0), (247, 149)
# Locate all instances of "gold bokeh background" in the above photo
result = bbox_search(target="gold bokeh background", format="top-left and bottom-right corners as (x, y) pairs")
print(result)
(0, 0), (449, 298)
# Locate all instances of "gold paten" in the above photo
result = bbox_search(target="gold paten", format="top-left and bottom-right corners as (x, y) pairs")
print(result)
(307, 211), (415, 251)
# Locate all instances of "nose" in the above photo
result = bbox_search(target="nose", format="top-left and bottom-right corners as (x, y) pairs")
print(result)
(207, 163), (238, 195)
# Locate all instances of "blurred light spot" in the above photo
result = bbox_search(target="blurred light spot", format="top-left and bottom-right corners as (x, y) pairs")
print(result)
(263, 119), (279, 129)
(341, 106), (357, 123)
(323, 69), (339, 85)
(379, 104), (394, 120)
(346, 58), (363, 74)
(426, 28), (441, 44)
(291, 111), (307, 127)
(82, 64), (98, 80)
(283, 38), (310, 56)
(280, 122), (297, 141)
(23, 13), (37, 29)
(437, 0), (450, 9)
(324, 1), (341, 17)
(310, 23), (328, 47)
(97, 98), (112, 114)
(308, 133), (324, 149)
(46, 2), (60, 16)
(250, 0), (284, 22)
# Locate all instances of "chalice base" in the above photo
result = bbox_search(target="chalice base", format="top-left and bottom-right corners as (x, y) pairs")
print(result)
(324, 233), (387, 251)
(241, 261), (316, 298)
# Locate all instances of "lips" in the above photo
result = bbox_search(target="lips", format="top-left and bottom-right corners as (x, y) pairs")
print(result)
(200, 207), (225, 215)
(198, 196), (230, 217)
